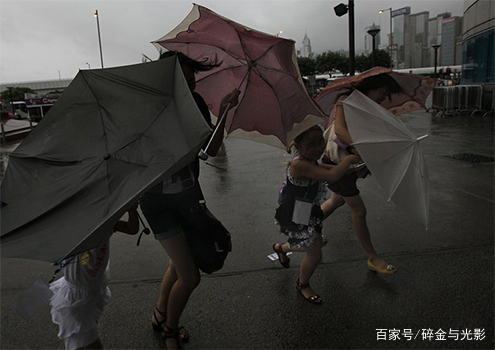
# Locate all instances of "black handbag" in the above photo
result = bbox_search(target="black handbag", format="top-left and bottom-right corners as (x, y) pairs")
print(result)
(182, 200), (232, 274)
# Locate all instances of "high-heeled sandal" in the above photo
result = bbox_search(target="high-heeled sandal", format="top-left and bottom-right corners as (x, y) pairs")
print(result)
(296, 278), (322, 305)
(272, 243), (290, 268)
(152, 308), (189, 343)
(162, 324), (184, 349)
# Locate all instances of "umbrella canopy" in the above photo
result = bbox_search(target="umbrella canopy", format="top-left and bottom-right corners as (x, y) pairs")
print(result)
(152, 4), (326, 150)
(342, 90), (429, 228)
(316, 66), (438, 124)
(1, 56), (212, 263)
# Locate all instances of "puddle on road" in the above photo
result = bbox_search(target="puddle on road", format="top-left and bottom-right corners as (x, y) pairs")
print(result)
(445, 153), (495, 163)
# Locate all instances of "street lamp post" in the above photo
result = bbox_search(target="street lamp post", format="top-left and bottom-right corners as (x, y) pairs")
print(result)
(7, 87), (15, 118)
(432, 44), (441, 79)
(334, 0), (355, 76)
(379, 7), (393, 68)
(94, 10), (104, 68)
(86, 62), (91, 69)
(367, 26), (381, 67)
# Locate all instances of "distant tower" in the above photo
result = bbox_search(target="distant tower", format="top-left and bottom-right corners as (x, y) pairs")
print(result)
(301, 32), (313, 58)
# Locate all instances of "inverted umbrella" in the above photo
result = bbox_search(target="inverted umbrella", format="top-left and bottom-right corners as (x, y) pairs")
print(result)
(1, 56), (212, 263)
(342, 90), (429, 228)
(316, 66), (438, 124)
(152, 4), (326, 150)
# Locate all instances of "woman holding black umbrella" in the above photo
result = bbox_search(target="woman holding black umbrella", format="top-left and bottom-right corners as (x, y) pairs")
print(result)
(140, 51), (239, 349)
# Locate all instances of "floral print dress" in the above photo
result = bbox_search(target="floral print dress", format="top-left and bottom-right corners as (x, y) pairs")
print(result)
(275, 164), (327, 248)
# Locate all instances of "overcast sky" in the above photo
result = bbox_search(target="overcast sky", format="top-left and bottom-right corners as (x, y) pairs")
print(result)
(1, 0), (464, 83)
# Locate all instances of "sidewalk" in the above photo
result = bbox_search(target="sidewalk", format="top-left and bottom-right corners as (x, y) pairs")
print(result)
(1, 110), (494, 349)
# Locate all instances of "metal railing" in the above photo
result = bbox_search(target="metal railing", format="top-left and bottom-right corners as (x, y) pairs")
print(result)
(431, 85), (484, 118)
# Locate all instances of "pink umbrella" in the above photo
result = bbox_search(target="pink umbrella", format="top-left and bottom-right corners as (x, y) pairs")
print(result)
(152, 4), (326, 151)
(315, 67), (438, 124)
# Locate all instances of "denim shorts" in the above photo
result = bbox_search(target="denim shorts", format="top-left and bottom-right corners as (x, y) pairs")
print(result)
(140, 183), (204, 241)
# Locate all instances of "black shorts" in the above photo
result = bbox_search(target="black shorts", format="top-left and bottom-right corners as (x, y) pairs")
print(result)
(140, 183), (204, 240)
(322, 156), (360, 197)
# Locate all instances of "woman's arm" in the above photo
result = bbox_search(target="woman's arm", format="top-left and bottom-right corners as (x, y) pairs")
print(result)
(334, 103), (353, 146)
(204, 89), (240, 157)
(114, 202), (140, 235)
(291, 155), (361, 183)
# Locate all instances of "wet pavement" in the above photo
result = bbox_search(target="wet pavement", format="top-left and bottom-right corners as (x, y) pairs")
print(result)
(1, 110), (494, 349)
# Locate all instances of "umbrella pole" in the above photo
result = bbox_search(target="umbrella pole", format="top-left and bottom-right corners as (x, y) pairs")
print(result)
(200, 71), (247, 159)
(200, 103), (231, 159)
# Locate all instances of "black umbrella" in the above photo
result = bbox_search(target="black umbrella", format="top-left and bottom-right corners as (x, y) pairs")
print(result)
(1, 56), (212, 263)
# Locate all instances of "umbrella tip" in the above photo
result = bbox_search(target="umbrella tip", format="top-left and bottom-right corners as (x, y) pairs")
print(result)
(198, 150), (209, 161)
(417, 134), (428, 141)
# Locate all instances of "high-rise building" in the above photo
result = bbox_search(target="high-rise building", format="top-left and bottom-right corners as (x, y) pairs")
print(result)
(427, 12), (451, 66)
(301, 32), (313, 58)
(392, 7), (411, 69)
(441, 17), (463, 66)
(462, 0), (494, 83)
(409, 11), (429, 68)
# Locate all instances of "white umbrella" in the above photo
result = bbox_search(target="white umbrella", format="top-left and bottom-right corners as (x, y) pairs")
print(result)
(342, 90), (429, 228)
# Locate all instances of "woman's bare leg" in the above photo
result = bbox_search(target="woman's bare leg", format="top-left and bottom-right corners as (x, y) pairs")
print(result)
(343, 195), (389, 269)
(321, 192), (345, 219)
(158, 232), (200, 348)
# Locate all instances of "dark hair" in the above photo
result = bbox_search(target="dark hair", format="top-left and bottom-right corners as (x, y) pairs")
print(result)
(294, 125), (322, 145)
(159, 50), (220, 73)
(354, 73), (402, 95)
(337, 73), (402, 101)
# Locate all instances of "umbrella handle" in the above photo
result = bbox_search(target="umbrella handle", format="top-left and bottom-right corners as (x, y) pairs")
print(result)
(201, 102), (231, 159)
(136, 212), (151, 246)
(200, 72), (246, 160)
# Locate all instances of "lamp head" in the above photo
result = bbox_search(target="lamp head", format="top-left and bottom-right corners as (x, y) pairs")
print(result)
(367, 28), (381, 37)
(334, 3), (348, 17)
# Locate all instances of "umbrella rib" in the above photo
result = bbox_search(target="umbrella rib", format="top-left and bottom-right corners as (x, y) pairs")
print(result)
(80, 73), (109, 155)
(388, 145), (416, 201)
(354, 139), (415, 164)
(252, 40), (288, 65)
(245, 68), (307, 138)
(80, 71), (172, 156)
(164, 41), (248, 66)
(196, 63), (246, 85)
(352, 138), (414, 145)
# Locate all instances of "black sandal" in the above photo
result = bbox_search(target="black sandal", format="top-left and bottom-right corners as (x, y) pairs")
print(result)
(296, 278), (322, 305)
(152, 308), (189, 343)
(162, 324), (184, 349)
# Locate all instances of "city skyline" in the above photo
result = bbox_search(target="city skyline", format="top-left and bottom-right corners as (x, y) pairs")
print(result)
(1, 0), (464, 83)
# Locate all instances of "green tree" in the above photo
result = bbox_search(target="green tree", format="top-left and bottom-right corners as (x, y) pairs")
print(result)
(297, 57), (317, 76)
(334, 53), (350, 76)
(375, 49), (392, 68)
(315, 52), (332, 73)
(1, 87), (36, 102)
(355, 53), (372, 72)
(355, 49), (392, 72)
(315, 51), (350, 76)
